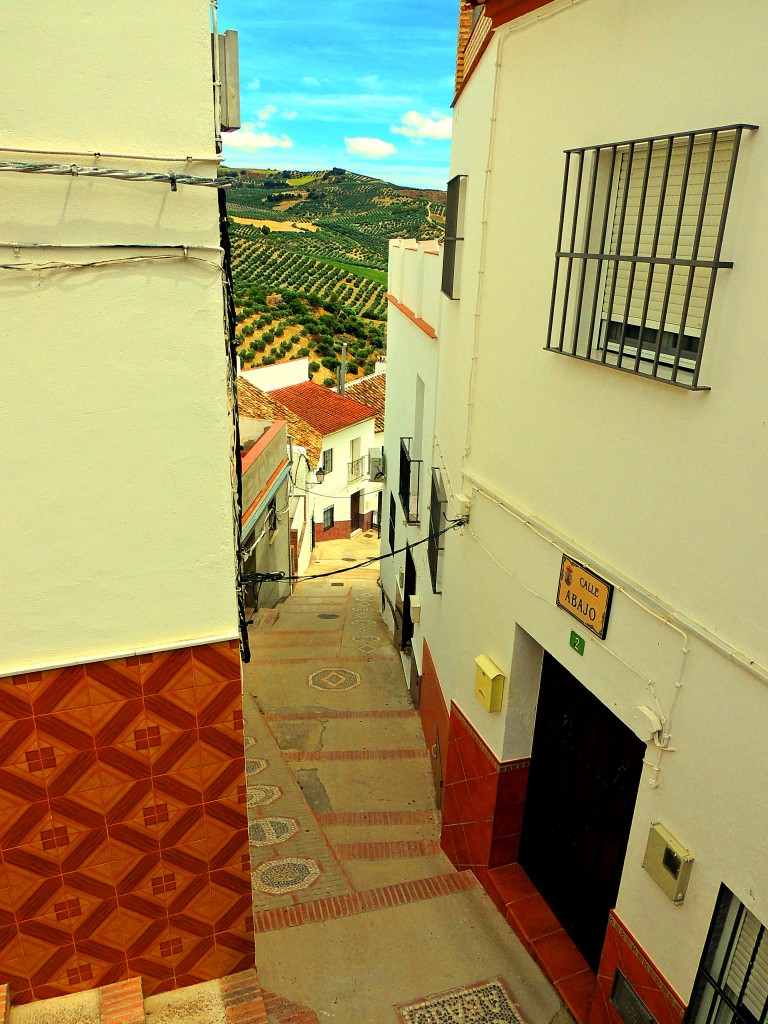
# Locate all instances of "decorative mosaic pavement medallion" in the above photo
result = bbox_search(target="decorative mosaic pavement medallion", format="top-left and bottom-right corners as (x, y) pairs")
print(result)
(308, 668), (361, 691)
(243, 735), (258, 748)
(358, 643), (376, 654)
(396, 979), (524, 1024)
(251, 857), (320, 895)
(246, 757), (268, 775)
(247, 783), (282, 806)
(248, 816), (299, 847)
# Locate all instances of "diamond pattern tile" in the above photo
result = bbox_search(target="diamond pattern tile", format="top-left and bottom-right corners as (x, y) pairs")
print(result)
(0, 640), (252, 995)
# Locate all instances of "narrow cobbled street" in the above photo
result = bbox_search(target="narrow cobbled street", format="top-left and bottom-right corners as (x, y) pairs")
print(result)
(242, 535), (570, 1024)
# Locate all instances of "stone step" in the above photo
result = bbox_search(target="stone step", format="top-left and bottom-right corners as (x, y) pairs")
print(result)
(4, 970), (269, 1024)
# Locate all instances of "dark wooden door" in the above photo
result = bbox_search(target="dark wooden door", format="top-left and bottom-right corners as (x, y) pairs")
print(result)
(519, 653), (644, 971)
(401, 544), (416, 651)
(350, 491), (361, 532)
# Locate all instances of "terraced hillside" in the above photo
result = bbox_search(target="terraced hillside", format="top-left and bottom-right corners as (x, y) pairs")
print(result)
(225, 168), (445, 380)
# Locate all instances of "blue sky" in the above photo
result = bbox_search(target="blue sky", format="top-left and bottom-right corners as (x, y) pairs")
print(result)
(218, 0), (457, 189)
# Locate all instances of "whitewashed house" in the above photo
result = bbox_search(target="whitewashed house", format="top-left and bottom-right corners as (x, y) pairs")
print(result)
(381, 3), (768, 1023)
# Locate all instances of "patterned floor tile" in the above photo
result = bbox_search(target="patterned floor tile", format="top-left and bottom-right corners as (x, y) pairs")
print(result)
(395, 978), (525, 1024)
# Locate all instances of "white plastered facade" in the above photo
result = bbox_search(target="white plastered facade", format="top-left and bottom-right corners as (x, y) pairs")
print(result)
(0, 0), (239, 674)
(382, 0), (768, 1004)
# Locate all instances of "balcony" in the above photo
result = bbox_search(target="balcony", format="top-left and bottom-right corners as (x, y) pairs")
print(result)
(348, 455), (367, 484)
(399, 437), (422, 524)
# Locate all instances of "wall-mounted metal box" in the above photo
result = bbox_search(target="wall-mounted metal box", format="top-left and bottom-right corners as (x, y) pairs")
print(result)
(474, 655), (504, 713)
(218, 30), (240, 131)
(410, 596), (421, 623)
(642, 823), (693, 904)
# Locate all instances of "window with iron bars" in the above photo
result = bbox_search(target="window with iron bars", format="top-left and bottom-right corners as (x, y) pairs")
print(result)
(546, 124), (756, 390)
(442, 174), (467, 300)
(686, 886), (767, 1024)
(427, 468), (447, 594)
(322, 505), (334, 531)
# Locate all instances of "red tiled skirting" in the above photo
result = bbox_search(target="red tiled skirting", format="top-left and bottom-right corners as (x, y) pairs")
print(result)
(220, 968), (268, 1024)
(253, 871), (480, 933)
(314, 520), (351, 543)
(265, 710), (415, 721)
(418, 640), (450, 802)
(334, 839), (441, 860)
(487, 862), (596, 1024)
(316, 811), (440, 827)
(440, 701), (530, 890)
(588, 912), (685, 1024)
(283, 749), (428, 762)
(0, 640), (253, 1001)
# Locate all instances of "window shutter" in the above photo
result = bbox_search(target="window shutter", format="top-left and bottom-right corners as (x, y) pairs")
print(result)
(727, 911), (768, 1020)
(603, 133), (736, 336)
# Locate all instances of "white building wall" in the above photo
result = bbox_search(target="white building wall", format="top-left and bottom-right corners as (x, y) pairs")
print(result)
(315, 418), (377, 535)
(382, 241), (444, 672)
(387, 0), (768, 1003)
(0, 0), (238, 674)
(240, 357), (310, 392)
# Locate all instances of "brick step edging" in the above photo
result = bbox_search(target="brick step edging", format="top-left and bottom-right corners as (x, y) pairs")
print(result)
(253, 870), (481, 934)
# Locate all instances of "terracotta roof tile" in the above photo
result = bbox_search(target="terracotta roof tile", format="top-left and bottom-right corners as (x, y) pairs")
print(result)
(346, 372), (386, 433)
(236, 377), (322, 466)
(270, 381), (376, 436)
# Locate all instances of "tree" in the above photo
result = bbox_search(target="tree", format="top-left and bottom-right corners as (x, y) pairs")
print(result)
(323, 377), (336, 387)
(261, 225), (271, 235)
(309, 361), (321, 373)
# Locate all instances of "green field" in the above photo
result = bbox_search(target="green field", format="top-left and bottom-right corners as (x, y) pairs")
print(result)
(225, 167), (445, 381)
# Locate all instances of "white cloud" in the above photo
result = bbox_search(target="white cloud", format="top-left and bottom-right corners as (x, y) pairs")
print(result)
(301, 76), (320, 87)
(357, 75), (380, 89)
(391, 110), (453, 141)
(257, 103), (278, 121)
(344, 137), (396, 159)
(225, 124), (294, 153)
(284, 111), (298, 120)
(247, 78), (261, 91)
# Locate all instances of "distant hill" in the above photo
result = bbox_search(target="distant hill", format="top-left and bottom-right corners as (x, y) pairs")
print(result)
(222, 167), (445, 387)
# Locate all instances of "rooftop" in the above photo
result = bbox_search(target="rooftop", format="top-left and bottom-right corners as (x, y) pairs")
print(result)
(237, 378), (322, 466)
(271, 380), (377, 437)
(346, 372), (386, 433)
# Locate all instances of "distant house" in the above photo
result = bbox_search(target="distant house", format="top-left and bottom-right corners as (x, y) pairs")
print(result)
(239, 356), (310, 393)
(239, 420), (291, 611)
(237, 378), (321, 576)
(271, 381), (379, 541)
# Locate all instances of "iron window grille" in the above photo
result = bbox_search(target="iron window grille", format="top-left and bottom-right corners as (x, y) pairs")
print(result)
(389, 493), (396, 554)
(322, 505), (334, 531)
(546, 124), (757, 390)
(348, 455), (367, 483)
(399, 437), (422, 525)
(686, 886), (768, 1024)
(322, 448), (333, 474)
(427, 468), (447, 594)
(442, 174), (467, 299)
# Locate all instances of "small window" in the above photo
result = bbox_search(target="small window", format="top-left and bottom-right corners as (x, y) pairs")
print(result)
(428, 468), (447, 594)
(322, 448), (333, 474)
(389, 493), (396, 554)
(442, 174), (467, 300)
(686, 886), (768, 1024)
(546, 124), (756, 390)
(323, 505), (335, 531)
(268, 497), (277, 538)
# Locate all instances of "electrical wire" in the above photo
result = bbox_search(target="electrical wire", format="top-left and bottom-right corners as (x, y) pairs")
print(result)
(0, 253), (223, 274)
(241, 517), (466, 588)
(0, 158), (234, 189)
(0, 146), (221, 164)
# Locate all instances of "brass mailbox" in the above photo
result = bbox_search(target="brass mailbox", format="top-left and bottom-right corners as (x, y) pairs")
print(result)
(474, 655), (504, 713)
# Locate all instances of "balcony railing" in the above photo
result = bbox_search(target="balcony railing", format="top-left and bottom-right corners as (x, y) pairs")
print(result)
(348, 455), (367, 483)
(399, 437), (422, 524)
